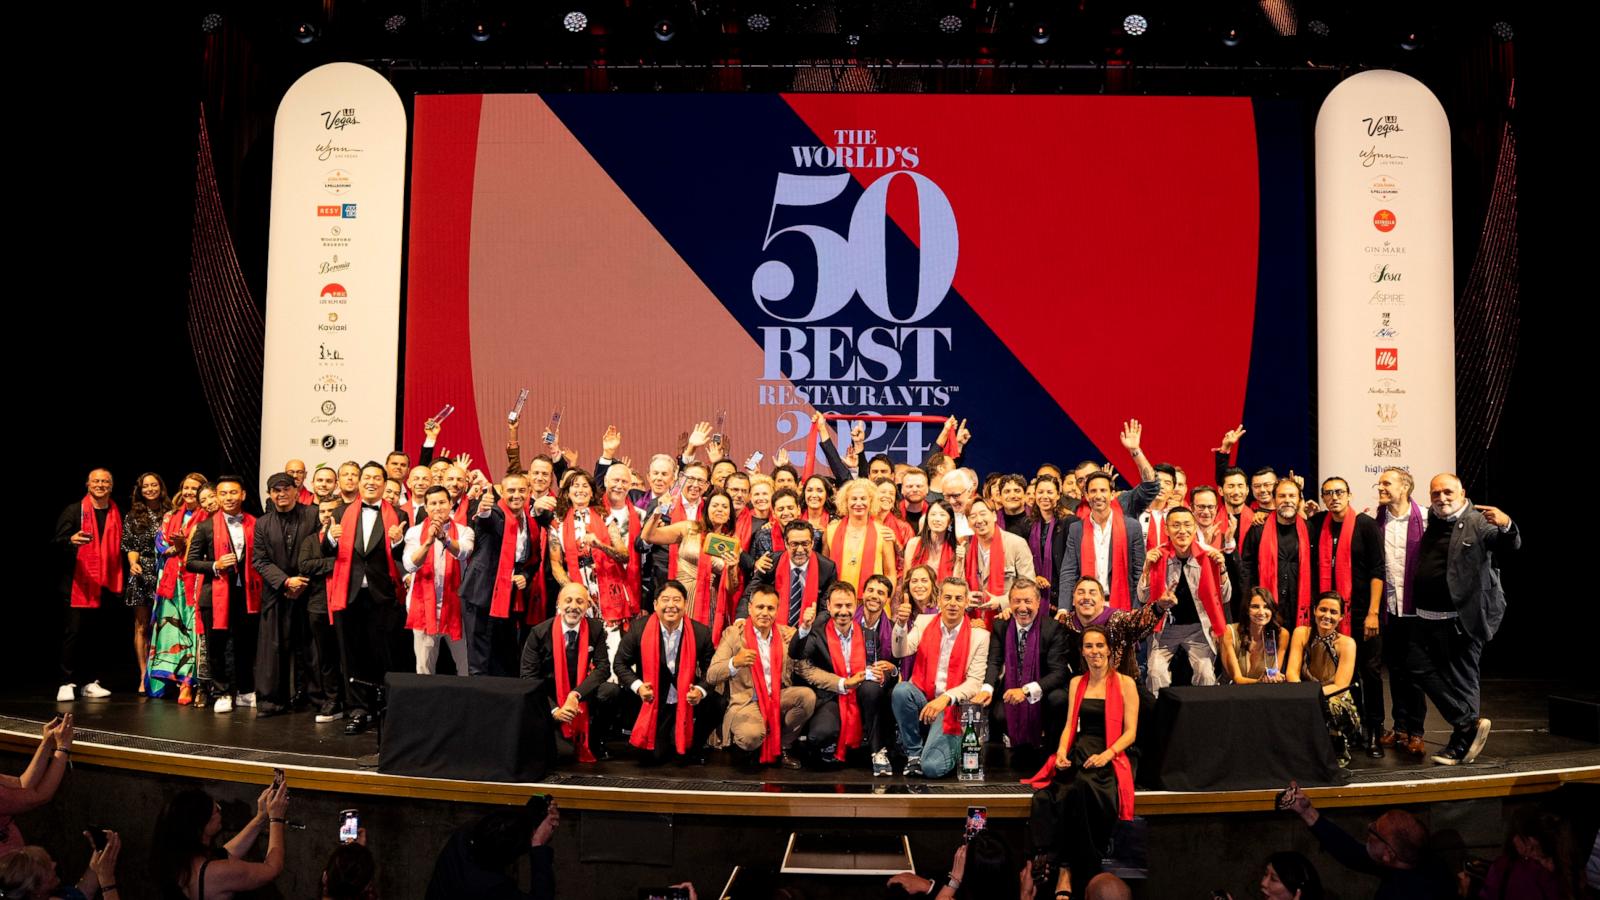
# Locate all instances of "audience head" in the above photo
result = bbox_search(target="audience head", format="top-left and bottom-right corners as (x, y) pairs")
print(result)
(1260, 850), (1323, 900)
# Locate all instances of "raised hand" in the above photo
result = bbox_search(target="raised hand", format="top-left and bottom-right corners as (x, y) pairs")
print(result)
(686, 421), (714, 451)
(601, 426), (622, 459)
(1214, 425), (1246, 454)
(1119, 419), (1143, 452)
(1477, 504), (1512, 527)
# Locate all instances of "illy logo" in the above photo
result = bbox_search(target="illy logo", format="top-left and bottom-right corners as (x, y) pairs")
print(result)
(1375, 348), (1398, 371)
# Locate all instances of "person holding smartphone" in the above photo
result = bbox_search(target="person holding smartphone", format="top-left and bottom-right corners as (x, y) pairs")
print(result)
(152, 779), (290, 900)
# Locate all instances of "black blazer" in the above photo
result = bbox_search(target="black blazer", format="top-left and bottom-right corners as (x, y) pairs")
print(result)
(613, 616), (715, 701)
(787, 621), (890, 706)
(1307, 511), (1385, 620)
(983, 616), (1072, 693)
(459, 507), (542, 610)
(736, 553), (838, 621)
(520, 618), (613, 705)
(252, 504), (332, 612)
(320, 502), (406, 604)
(185, 516), (251, 609)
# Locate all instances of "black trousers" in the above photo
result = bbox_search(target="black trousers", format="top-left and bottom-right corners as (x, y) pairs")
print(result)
(462, 603), (521, 677)
(989, 688), (1072, 753)
(60, 597), (120, 686)
(334, 589), (395, 717)
(1382, 616), (1426, 735)
(550, 686), (622, 761)
(1407, 616), (1483, 737)
(203, 594), (258, 700)
(805, 682), (892, 754)
(254, 594), (307, 710)
(639, 694), (725, 762)
(1354, 632), (1385, 733)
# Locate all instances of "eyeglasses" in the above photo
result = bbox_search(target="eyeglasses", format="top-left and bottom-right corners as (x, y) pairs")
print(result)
(682, 476), (708, 486)
(1321, 488), (1349, 497)
(786, 539), (812, 549)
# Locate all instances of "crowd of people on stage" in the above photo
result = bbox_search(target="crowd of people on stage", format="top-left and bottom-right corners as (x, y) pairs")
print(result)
(53, 411), (1521, 895)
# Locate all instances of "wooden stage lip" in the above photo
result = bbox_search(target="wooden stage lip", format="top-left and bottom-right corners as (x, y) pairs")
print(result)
(4, 728), (1596, 820)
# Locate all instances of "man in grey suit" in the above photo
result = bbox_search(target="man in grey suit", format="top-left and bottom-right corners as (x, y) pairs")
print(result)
(1410, 474), (1519, 766)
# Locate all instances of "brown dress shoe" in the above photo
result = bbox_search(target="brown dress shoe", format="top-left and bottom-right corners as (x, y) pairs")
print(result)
(1402, 734), (1427, 756)
(1378, 730), (1404, 747)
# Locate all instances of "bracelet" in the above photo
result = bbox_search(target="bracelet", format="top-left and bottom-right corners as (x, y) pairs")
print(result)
(946, 873), (962, 890)
(269, 817), (287, 824)
(53, 748), (70, 756)
(101, 884), (118, 892)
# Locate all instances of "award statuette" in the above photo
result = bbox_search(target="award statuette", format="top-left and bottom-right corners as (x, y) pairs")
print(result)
(711, 409), (727, 447)
(541, 408), (562, 445)
(427, 403), (456, 429)
(507, 388), (529, 425)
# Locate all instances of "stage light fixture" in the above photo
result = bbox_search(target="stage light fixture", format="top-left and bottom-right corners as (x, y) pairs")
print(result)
(938, 14), (962, 34)
(845, 33), (861, 46)
(383, 14), (407, 34)
(654, 18), (676, 41)
(1399, 30), (1421, 51)
(293, 22), (319, 44)
(1492, 20), (1513, 41)
(1123, 14), (1148, 36)
(1305, 19), (1330, 38)
(1030, 22), (1051, 45)
(1220, 25), (1242, 47)
(469, 21), (492, 42)
(201, 12), (223, 33)
(746, 12), (772, 32)
(563, 11), (588, 33)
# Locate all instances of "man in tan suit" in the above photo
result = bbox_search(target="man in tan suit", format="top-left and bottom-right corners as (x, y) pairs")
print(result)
(708, 585), (815, 769)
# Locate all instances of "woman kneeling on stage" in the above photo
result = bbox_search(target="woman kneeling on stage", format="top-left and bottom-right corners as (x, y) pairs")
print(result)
(1025, 624), (1138, 899)
(1286, 591), (1360, 767)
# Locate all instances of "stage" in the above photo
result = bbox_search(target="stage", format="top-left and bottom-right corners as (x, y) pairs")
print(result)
(4, 678), (1594, 820)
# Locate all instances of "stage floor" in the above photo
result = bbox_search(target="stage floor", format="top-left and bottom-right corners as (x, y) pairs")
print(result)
(3, 678), (1595, 817)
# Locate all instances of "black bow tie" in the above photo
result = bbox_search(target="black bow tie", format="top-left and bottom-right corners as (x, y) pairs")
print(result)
(363, 503), (382, 511)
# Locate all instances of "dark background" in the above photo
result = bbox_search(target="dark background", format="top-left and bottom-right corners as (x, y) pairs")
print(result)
(22, 4), (1560, 695)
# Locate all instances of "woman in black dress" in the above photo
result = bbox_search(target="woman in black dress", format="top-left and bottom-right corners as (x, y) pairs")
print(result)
(121, 472), (169, 694)
(1026, 624), (1139, 900)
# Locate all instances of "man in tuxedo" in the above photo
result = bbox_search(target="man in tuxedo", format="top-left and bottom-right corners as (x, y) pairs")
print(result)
(707, 586), (813, 768)
(737, 519), (837, 626)
(460, 473), (541, 676)
(521, 584), (617, 762)
(186, 476), (263, 714)
(613, 582), (722, 765)
(791, 581), (896, 770)
(252, 472), (332, 718)
(323, 462), (407, 735)
(974, 581), (1072, 770)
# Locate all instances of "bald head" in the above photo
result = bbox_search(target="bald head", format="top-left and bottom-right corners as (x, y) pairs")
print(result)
(1085, 873), (1132, 900)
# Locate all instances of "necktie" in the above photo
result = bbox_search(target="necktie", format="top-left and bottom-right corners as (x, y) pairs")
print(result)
(564, 629), (580, 685)
(789, 568), (805, 628)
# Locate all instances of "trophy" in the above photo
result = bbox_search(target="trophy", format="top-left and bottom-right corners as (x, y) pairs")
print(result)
(507, 388), (529, 425)
(541, 408), (562, 445)
(711, 409), (727, 447)
(427, 403), (456, 430)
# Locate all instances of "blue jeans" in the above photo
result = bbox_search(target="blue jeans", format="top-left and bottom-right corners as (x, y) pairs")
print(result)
(892, 682), (962, 777)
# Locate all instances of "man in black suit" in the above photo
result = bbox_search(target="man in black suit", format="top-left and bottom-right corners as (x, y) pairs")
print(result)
(521, 583), (616, 762)
(460, 473), (542, 676)
(322, 462), (407, 735)
(790, 581), (895, 770)
(736, 519), (836, 625)
(613, 581), (722, 764)
(185, 476), (263, 714)
(251, 472), (333, 718)
(976, 581), (1073, 770)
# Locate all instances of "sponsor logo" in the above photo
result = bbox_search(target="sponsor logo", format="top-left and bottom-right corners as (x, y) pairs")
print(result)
(314, 374), (347, 393)
(1364, 240), (1405, 256)
(319, 343), (345, 365)
(1372, 437), (1403, 458)
(1376, 403), (1399, 428)
(1359, 146), (1408, 168)
(316, 142), (361, 161)
(321, 224), (350, 249)
(323, 169), (353, 195)
(320, 283), (348, 304)
(1373, 209), (1397, 232)
(1369, 290), (1404, 306)
(1362, 115), (1403, 139)
(1369, 174), (1399, 201)
(319, 311), (346, 333)
(1369, 263), (1402, 284)
(321, 400), (337, 415)
(312, 399), (347, 427)
(321, 108), (360, 130)
(319, 255), (350, 276)
(317, 205), (341, 217)
(1373, 312), (1397, 338)
(341, 203), (357, 219)
(1375, 348), (1398, 371)
(312, 434), (350, 450)
(1368, 378), (1405, 396)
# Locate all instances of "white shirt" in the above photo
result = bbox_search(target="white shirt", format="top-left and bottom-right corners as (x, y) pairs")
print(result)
(216, 513), (247, 582)
(1382, 505), (1416, 617)
(730, 626), (777, 682)
(631, 623), (689, 704)
(935, 620), (962, 696)
(401, 522), (475, 616)
(603, 622), (623, 685)
(1090, 512), (1116, 581)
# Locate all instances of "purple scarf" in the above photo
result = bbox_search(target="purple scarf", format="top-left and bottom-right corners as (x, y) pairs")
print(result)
(1003, 620), (1044, 746)
(1028, 517), (1059, 608)
(1068, 604), (1116, 633)
(1375, 500), (1423, 617)
(855, 608), (896, 668)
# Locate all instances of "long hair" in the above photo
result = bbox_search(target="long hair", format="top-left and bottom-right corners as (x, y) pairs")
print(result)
(552, 468), (599, 519)
(151, 788), (217, 889)
(0, 846), (55, 900)
(130, 471), (171, 517)
(913, 499), (956, 550)
(1265, 851), (1324, 900)
(1237, 587), (1280, 657)
(898, 563), (940, 613)
(689, 490), (737, 537)
(171, 472), (210, 513)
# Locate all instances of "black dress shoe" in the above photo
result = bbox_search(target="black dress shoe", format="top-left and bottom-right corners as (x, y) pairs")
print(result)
(289, 692), (311, 712)
(1366, 731), (1385, 759)
(780, 752), (803, 770)
(255, 704), (288, 719)
(345, 714), (371, 736)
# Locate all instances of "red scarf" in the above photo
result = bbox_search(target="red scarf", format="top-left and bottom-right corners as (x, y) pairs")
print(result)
(70, 496), (123, 609)
(1316, 513), (1357, 635)
(964, 528), (1009, 626)
(744, 618), (785, 763)
(829, 519), (881, 593)
(665, 497), (696, 580)
(328, 501), (402, 621)
(1023, 673), (1136, 821)
(1080, 511), (1132, 611)
(1144, 509), (1166, 555)
(157, 506), (201, 599)
(735, 509), (758, 557)
(490, 500), (530, 620)
(598, 503), (642, 619)
(913, 538), (956, 580)
(452, 492), (472, 525)
(208, 513), (263, 630)
(911, 616), (972, 735)
(629, 616), (698, 754)
(405, 520), (463, 640)
(553, 617), (597, 762)
(1148, 546), (1227, 640)
(690, 531), (737, 644)
(824, 620), (867, 760)
(1259, 515), (1313, 629)
(297, 487), (314, 506)
(773, 551), (820, 626)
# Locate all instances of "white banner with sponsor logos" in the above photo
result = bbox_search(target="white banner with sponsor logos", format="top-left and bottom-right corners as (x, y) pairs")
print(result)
(1315, 70), (1454, 506)
(259, 63), (406, 496)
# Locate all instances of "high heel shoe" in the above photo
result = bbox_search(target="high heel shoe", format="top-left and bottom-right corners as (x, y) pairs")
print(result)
(178, 684), (194, 706)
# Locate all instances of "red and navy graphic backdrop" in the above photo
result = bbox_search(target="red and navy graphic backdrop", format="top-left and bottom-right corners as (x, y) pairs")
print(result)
(404, 94), (1307, 485)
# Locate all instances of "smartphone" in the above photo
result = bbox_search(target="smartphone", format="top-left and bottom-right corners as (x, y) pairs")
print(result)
(272, 767), (286, 790)
(636, 890), (690, 900)
(87, 825), (110, 851)
(964, 806), (987, 842)
(339, 809), (360, 844)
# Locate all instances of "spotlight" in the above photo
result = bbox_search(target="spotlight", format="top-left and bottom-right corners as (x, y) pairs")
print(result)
(1122, 14), (1148, 36)
(653, 18), (675, 41)
(293, 22), (319, 44)
(1491, 20), (1513, 42)
(562, 11), (588, 33)
(1220, 25), (1242, 47)
(845, 33), (861, 46)
(469, 21), (492, 42)
(1398, 30), (1421, 51)
(201, 12), (223, 33)
(1030, 22), (1051, 45)
(383, 14), (407, 34)
(938, 14), (962, 34)
(1305, 19), (1330, 38)
(745, 12), (771, 32)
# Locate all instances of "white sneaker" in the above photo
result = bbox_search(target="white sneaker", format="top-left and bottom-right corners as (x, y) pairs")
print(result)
(81, 681), (111, 699)
(213, 696), (234, 713)
(56, 684), (76, 702)
(235, 692), (256, 708)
